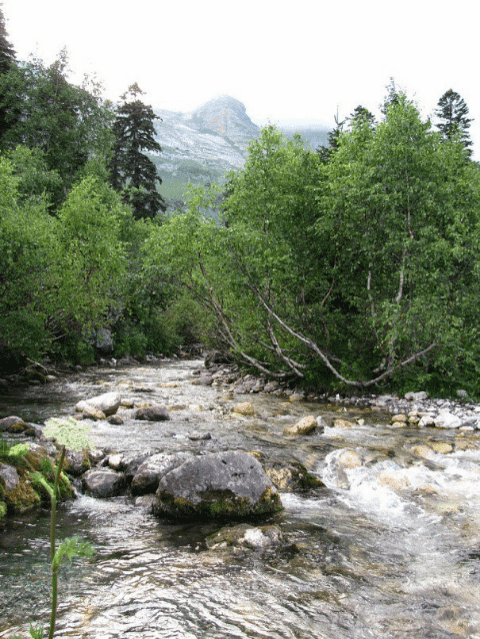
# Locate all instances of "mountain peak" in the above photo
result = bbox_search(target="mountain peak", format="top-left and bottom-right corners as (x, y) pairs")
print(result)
(190, 95), (258, 145)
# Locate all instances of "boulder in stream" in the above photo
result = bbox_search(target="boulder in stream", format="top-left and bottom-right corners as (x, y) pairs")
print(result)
(134, 405), (170, 421)
(283, 415), (319, 436)
(82, 468), (126, 498)
(153, 451), (282, 520)
(131, 452), (192, 495)
(76, 392), (121, 418)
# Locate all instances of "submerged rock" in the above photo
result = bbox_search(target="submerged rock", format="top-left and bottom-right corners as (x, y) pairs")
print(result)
(206, 523), (284, 551)
(134, 405), (170, 421)
(264, 461), (325, 492)
(154, 451), (282, 520)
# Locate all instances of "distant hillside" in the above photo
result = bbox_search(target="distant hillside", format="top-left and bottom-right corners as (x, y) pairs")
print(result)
(150, 95), (331, 210)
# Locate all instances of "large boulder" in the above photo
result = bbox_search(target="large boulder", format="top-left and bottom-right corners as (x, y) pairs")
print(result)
(154, 451), (282, 520)
(76, 392), (121, 417)
(131, 453), (191, 495)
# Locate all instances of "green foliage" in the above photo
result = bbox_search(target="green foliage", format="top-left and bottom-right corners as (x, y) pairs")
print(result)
(52, 535), (95, 571)
(47, 175), (130, 350)
(110, 83), (166, 219)
(43, 417), (92, 452)
(146, 97), (480, 393)
(435, 89), (473, 155)
(0, 156), (55, 362)
(7, 145), (64, 210)
(7, 443), (29, 461)
(0, 50), (114, 206)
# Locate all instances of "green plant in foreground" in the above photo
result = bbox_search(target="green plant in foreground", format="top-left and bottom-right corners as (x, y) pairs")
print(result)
(27, 418), (96, 639)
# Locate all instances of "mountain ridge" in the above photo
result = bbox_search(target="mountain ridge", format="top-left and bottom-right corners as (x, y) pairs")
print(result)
(151, 95), (330, 207)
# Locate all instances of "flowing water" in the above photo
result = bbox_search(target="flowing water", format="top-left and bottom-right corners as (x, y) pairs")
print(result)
(1, 360), (479, 638)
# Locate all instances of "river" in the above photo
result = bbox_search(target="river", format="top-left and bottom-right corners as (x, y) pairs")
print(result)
(1, 359), (479, 638)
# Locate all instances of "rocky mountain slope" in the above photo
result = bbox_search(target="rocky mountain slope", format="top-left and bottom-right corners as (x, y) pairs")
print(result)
(150, 95), (329, 209)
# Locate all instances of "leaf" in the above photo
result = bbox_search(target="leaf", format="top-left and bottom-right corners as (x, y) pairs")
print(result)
(43, 417), (92, 452)
(52, 536), (95, 571)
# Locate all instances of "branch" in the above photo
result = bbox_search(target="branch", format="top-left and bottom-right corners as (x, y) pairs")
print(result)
(249, 282), (437, 387)
(266, 318), (305, 377)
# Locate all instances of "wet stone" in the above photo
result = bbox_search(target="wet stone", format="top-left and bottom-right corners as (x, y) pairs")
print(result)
(154, 451), (282, 520)
(232, 402), (255, 417)
(134, 405), (170, 421)
(82, 468), (126, 498)
(283, 415), (318, 436)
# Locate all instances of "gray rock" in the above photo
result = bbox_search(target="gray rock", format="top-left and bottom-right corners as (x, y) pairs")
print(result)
(0, 463), (20, 492)
(76, 392), (121, 417)
(63, 449), (89, 477)
(82, 468), (126, 498)
(131, 453), (191, 496)
(0, 416), (28, 433)
(122, 450), (159, 480)
(134, 405), (170, 421)
(434, 411), (462, 429)
(191, 375), (214, 386)
(154, 450), (282, 520)
(75, 402), (106, 421)
(95, 328), (114, 354)
(405, 391), (428, 401)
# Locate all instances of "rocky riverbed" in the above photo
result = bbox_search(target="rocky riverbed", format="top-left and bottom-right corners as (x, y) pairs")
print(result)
(1, 357), (479, 638)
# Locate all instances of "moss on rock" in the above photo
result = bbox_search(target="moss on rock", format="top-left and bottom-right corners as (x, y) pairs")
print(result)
(5, 477), (41, 512)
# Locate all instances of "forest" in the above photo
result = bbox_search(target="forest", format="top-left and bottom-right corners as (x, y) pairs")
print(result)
(0, 12), (479, 397)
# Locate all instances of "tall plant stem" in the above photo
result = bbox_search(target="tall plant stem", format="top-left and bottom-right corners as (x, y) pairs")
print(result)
(48, 445), (66, 639)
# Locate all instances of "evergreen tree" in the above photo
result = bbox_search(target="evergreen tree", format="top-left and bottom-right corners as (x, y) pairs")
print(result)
(0, 4), (14, 73)
(317, 109), (345, 163)
(435, 89), (473, 155)
(0, 4), (16, 141)
(348, 105), (375, 128)
(380, 78), (404, 114)
(110, 83), (166, 220)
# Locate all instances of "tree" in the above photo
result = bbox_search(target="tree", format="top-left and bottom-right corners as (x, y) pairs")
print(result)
(110, 83), (165, 220)
(318, 109), (345, 163)
(0, 4), (16, 140)
(347, 105), (375, 128)
(0, 49), (114, 207)
(435, 89), (473, 155)
(148, 99), (480, 394)
(316, 93), (480, 389)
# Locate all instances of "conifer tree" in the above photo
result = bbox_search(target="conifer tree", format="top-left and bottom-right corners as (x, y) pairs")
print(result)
(0, 4), (16, 141)
(348, 105), (375, 128)
(435, 89), (473, 155)
(110, 83), (166, 219)
(0, 4), (15, 74)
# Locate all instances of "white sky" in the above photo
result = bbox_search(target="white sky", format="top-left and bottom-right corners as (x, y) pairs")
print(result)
(2, 0), (479, 153)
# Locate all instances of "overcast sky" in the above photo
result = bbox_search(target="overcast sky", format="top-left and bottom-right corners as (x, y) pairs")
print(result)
(2, 0), (479, 153)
